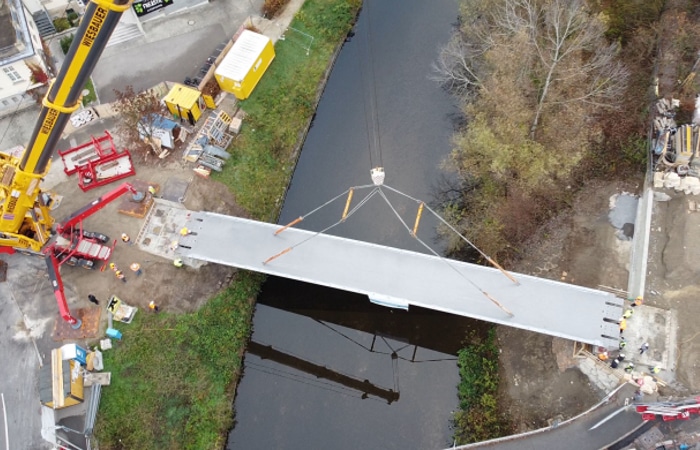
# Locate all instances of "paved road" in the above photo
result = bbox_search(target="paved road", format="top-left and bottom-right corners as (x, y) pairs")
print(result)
(92, 0), (264, 103)
(92, 24), (227, 103)
(0, 253), (70, 450)
(453, 384), (643, 449)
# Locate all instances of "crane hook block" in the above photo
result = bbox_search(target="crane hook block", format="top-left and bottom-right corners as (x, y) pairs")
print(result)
(370, 167), (385, 186)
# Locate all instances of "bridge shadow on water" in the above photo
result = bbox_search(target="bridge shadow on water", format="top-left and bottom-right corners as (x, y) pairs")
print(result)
(256, 275), (491, 358)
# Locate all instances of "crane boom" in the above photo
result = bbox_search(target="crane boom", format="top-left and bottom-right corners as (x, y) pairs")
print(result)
(0, 0), (132, 253)
(56, 182), (135, 234)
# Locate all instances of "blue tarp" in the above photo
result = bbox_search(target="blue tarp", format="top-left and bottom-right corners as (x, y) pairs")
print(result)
(142, 114), (178, 130)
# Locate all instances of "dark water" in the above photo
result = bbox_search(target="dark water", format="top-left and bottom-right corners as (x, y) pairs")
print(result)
(227, 1), (471, 449)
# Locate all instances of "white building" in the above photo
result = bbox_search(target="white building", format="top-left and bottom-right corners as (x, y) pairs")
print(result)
(0, 0), (52, 118)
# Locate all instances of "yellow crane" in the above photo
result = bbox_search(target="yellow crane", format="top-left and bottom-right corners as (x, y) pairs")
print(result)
(0, 0), (132, 254)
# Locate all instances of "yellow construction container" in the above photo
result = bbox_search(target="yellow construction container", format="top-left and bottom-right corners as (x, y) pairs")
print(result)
(215, 30), (275, 100)
(163, 83), (203, 125)
(39, 348), (85, 409)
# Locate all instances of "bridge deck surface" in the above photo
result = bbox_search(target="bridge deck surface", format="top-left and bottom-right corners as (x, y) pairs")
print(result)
(178, 212), (623, 348)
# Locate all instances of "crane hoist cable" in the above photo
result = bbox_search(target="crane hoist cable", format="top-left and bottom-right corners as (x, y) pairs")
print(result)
(382, 184), (519, 285)
(274, 184), (376, 236)
(267, 181), (516, 317)
(376, 188), (513, 317)
(264, 187), (380, 265)
(359, 0), (383, 172)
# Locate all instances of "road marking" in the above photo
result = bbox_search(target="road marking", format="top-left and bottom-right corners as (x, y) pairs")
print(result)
(1, 393), (8, 450)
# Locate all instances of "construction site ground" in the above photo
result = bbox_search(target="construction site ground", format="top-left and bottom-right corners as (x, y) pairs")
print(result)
(46, 152), (245, 318)
(494, 1), (700, 438)
(497, 178), (644, 432)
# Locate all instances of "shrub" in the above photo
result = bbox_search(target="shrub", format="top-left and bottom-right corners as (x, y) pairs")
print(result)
(60, 34), (74, 55)
(262, 0), (291, 18)
(453, 328), (510, 444)
(53, 17), (71, 32)
(67, 10), (79, 26)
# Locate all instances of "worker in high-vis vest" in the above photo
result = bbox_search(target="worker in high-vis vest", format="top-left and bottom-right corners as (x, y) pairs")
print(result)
(173, 258), (184, 268)
(619, 318), (627, 334)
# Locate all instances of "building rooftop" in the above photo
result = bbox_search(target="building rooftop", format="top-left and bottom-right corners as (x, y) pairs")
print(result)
(0, 0), (34, 66)
(0, 1), (17, 51)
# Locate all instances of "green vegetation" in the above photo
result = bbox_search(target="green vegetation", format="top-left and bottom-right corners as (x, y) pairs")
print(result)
(53, 17), (72, 32)
(436, 0), (655, 263)
(96, 272), (261, 449)
(67, 10), (80, 27)
(60, 34), (74, 55)
(215, 0), (361, 221)
(95, 1), (360, 448)
(453, 328), (510, 444)
(82, 78), (96, 106)
(596, 0), (664, 44)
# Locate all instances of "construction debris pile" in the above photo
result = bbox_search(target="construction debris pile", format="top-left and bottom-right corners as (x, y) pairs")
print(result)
(182, 109), (238, 177)
(653, 97), (700, 194)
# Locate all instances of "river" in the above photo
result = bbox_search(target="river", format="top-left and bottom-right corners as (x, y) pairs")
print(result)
(226, 1), (473, 448)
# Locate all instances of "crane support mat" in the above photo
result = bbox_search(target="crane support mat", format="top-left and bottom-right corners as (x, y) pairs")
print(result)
(117, 179), (155, 218)
(53, 307), (102, 341)
(178, 213), (625, 349)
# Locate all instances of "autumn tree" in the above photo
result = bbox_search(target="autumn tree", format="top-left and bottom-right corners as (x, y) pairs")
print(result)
(433, 0), (630, 261)
(26, 62), (49, 85)
(112, 85), (170, 158)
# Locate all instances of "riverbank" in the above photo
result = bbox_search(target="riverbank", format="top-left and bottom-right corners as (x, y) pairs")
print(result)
(94, 1), (362, 448)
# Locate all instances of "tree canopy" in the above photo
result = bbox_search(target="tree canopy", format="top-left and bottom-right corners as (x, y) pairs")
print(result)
(433, 0), (636, 261)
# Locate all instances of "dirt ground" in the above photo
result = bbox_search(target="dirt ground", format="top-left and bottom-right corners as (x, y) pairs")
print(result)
(646, 194), (700, 393)
(497, 178), (643, 431)
(52, 157), (245, 317)
(496, 0), (700, 429)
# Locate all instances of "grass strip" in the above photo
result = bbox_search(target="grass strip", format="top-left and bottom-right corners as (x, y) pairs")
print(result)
(453, 328), (510, 445)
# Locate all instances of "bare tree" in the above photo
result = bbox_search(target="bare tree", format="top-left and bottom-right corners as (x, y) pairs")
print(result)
(434, 0), (628, 137)
(504, 0), (629, 137)
(431, 33), (487, 99)
(112, 86), (170, 158)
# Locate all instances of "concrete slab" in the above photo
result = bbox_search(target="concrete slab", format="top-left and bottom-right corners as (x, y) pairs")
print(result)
(178, 212), (625, 348)
(635, 426), (665, 450)
(161, 177), (189, 202)
(84, 372), (111, 387)
(618, 305), (677, 372)
(136, 199), (204, 268)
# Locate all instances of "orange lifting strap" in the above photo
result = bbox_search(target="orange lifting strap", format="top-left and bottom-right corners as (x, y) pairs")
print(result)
(341, 189), (354, 221)
(411, 202), (424, 236)
(483, 291), (514, 317)
(275, 217), (303, 236)
(486, 256), (519, 285)
(263, 247), (292, 265)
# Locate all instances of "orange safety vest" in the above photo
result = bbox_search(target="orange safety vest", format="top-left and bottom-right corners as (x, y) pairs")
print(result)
(619, 319), (627, 331)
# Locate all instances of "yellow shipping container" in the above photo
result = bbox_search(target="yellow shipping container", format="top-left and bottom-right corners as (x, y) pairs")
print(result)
(163, 83), (203, 125)
(215, 30), (275, 100)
